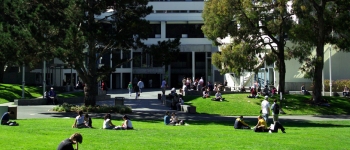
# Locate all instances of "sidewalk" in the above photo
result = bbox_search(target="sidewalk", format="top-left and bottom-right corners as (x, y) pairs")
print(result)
(2, 88), (350, 122)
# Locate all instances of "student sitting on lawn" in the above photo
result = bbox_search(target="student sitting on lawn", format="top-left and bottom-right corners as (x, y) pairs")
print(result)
(72, 111), (88, 128)
(84, 114), (92, 128)
(213, 91), (225, 101)
(234, 116), (251, 129)
(164, 111), (171, 125)
(103, 113), (116, 129)
(115, 115), (134, 130)
(203, 88), (209, 98)
(57, 133), (83, 150)
(1, 111), (18, 126)
(170, 112), (185, 125)
(254, 115), (269, 132)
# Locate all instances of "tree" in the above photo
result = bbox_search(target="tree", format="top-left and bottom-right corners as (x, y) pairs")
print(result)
(202, 0), (294, 94)
(0, 0), (54, 83)
(290, 0), (350, 102)
(33, 0), (180, 106)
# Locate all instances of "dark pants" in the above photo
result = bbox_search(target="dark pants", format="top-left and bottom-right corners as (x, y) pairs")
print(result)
(343, 92), (349, 97)
(254, 127), (269, 132)
(270, 122), (285, 133)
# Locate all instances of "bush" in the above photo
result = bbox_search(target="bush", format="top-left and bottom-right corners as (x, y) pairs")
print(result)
(324, 79), (350, 92)
(53, 103), (132, 113)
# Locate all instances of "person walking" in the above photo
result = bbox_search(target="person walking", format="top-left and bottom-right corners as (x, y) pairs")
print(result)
(261, 96), (271, 124)
(137, 79), (144, 93)
(134, 85), (140, 99)
(127, 82), (133, 97)
(161, 78), (167, 95)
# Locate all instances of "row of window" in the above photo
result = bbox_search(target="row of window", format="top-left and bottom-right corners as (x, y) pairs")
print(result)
(148, 24), (204, 38)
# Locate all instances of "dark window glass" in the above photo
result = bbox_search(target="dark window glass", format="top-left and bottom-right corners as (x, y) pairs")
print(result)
(166, 24), (188, 38)
(188, 24), (204, 38)
(123, 50), (131, 68)
(148, 24), (161, 38)
(133, 52), (142, 67)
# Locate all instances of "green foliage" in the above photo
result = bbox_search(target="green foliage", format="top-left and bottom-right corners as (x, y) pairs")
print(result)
(183, 93), (350, 115)
(1, 119), (350, 149)
(324, 79), (350, 92)
(290, 0), (350, 101)
(53, 103), (132, 113)
(202, 0), (294, 93)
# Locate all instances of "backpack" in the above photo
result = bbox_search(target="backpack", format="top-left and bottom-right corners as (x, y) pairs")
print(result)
(273, 104), (280, 114)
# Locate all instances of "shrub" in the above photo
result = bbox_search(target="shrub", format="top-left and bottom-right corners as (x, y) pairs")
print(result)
(53, 103), (132, 113)
(324, 79), (350, 92)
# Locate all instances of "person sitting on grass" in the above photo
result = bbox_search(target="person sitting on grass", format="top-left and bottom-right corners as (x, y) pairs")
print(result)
(234, 116), (251, 129)
(84, 114), (92, 128)
(1, 111), (18, 126)
(203, 88), (209, 98)
(254, 115), (269, 132)
(72, 111), (88, 128)
(213, 91), (225, 101)
(103, 113), (116, 129)
(164, 111), (171, 125)
(169, 112), (185, 125)
(115, 115), (134, 130)
(57, 133), (83, 150)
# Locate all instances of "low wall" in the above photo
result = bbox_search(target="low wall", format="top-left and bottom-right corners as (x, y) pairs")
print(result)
(14, 95), (112, 106)
(185, 90), (248, 96)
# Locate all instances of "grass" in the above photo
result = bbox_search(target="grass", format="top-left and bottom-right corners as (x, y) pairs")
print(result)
(0, 118), (350, 149)
(183, 93), (350, 116)
(0, 83), (84, 104)
(0, 84), (43, 104)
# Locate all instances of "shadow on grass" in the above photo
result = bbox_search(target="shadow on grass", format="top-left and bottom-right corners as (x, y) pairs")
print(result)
(36, 111), (350, 128)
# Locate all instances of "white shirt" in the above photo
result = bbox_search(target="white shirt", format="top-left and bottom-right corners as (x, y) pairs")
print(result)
(137, 81), (144, 88)
(261, 100), (270, 114)
(76, 115), (85, 124)
(103, 119), (112, 129)
(123, 120), (133, 128)
(199, 78), (204, 85)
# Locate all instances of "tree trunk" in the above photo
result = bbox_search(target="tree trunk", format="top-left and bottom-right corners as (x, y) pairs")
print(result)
(313, 5), (326, 103)
(84, 82), (97, 106)
(278, 46), (286, 95)
(0, 61), (5, 83)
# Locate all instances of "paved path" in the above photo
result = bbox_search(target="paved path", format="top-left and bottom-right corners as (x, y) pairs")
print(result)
(1, 88), (350, 122)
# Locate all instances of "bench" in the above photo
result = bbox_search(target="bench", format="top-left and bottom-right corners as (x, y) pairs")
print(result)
(181, 105), (196, 114)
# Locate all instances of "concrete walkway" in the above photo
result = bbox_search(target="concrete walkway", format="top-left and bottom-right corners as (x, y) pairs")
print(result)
(1, 88), (350, 122)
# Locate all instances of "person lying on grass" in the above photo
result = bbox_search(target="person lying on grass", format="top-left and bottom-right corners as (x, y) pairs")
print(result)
(1, 111), (18, 126)
(115, 115), (134, 130)
(234, 116), (251, 129)
(103, 113), (116, 129)
(57, 133), (83, 150)
(72, 111), (88, 128)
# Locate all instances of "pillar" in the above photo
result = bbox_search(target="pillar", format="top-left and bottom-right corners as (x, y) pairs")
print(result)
(192, 51), (195, 81)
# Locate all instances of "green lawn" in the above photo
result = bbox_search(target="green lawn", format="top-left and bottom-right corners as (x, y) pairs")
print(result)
(0, 119), (350, 149)
(183, 93), (350, 116)
(0, 84), (43, 104)
(0, 84), (84, 104)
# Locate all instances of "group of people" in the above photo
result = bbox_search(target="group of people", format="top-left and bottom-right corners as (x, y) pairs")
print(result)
(72, 111), (92, 128)
(234, 96), (286, 133)
(164, 111), (185, 126)
(103, 113), (134, 130)
(127, 78), (145, 99)
(248, 84), (277, 98)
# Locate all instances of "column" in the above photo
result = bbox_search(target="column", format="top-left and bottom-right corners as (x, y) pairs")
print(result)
(192, 51), (195, 82)
(205, 52), (208, 83)
(43, 61), (46, 98)
(168, 65), (171, 87)
(22, 65), (25, 98)
(130, 49), (133, 81)
(161, 21), (166, 39)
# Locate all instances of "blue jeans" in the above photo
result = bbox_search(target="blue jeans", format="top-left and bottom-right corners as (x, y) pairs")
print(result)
(262, 113), (269, 124)
(128, 88), (132, 95)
